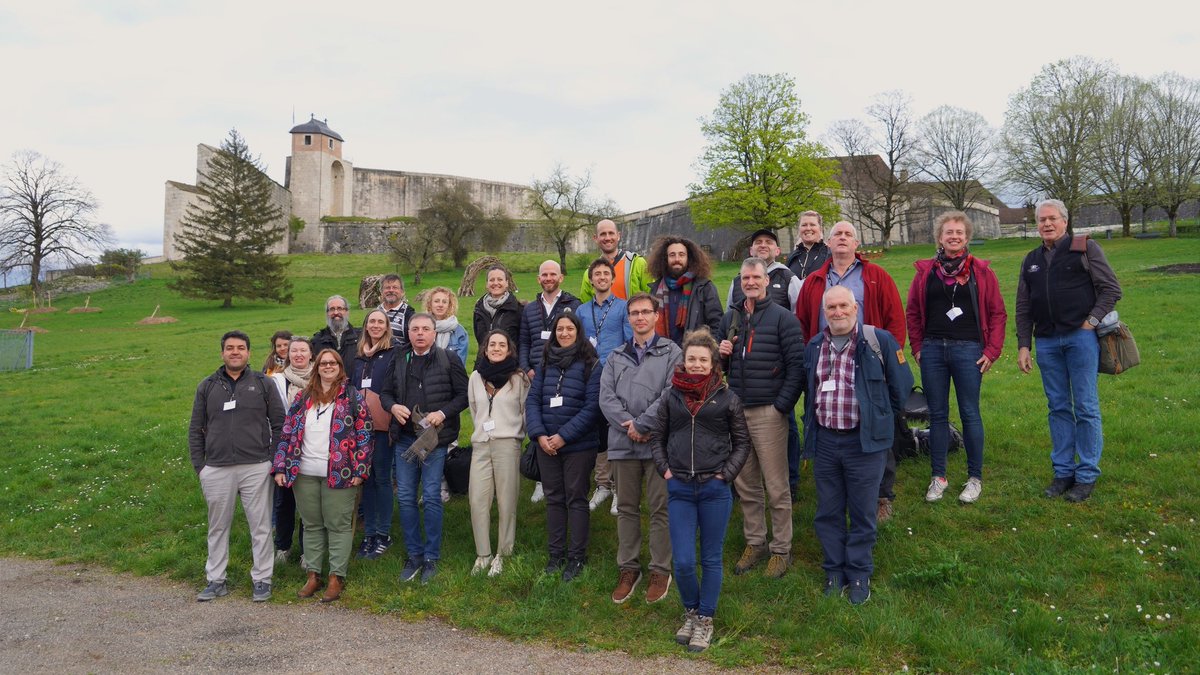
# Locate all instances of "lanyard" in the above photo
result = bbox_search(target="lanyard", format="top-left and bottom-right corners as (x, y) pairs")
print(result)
(591, 299), (614, 336)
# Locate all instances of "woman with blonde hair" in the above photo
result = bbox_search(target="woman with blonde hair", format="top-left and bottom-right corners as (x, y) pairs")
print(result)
(352, 309), (397, 560)
(425, 286), (469, 366)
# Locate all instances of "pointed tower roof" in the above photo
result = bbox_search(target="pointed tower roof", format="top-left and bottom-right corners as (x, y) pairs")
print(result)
(288, 116), (344, 142)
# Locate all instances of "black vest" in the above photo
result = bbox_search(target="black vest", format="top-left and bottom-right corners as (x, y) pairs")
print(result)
(1022, 238), (1095, 337)
(730, 266), (794, 309)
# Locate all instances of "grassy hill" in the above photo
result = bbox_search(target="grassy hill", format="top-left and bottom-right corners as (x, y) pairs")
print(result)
(0, 237), (1197, 672)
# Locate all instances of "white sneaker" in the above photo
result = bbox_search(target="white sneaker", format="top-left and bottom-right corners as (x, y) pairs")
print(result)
(959, 477), (983, 503)
(471, 555), (493, 576)
(441, 479), (452, 503)
(925, 476), (949, 502)
(488, 555), (504, 577)
(588, 486), (612, 511)
(610, 492), (618, 516)
(531, 482), (545, 503)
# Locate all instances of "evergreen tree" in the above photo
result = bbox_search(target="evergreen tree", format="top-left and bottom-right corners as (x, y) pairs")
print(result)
(169, 129), (292, 308)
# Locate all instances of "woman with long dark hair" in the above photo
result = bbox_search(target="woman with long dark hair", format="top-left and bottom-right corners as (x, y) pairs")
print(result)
(352, 309), (397, 560)
(525, 309), (602, 581)
(273, 349), (372, 602)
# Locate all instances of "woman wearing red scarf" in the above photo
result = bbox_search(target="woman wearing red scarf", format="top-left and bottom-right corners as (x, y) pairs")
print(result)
(649, 328), (751, 653)
(905, 212), (1007, 505)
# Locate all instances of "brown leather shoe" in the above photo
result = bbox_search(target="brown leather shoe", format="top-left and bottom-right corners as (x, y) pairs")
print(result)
(297, 571), (323, 599)
(321, 575), (344, 603)
(610, 568), (641, 604)
(645, 572), (672, 604)
(876, 498), (894, 524)
(733, 545), (768, 575)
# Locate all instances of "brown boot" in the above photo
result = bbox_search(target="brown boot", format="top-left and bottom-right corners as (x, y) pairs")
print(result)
(297, 571), (323, 599)
(876, 498), (894, 524)
(321, 575), (344, 603)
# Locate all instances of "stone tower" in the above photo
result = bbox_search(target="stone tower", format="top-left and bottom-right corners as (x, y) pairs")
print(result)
(285, 117), (353, 253)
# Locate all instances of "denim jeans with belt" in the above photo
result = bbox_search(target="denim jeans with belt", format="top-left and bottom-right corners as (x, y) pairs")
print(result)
(666, 477), (733, 618)
(394, 435), (447, 562)
(1035, 329), (1103, 484)
(920, 338), (985, 479)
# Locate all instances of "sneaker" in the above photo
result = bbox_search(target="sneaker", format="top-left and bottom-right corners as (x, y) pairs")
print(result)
(610, 494), (618, 516)
(764, 553), (791, 579)
(562, 559), (586, 582)
(925, 477), (949, 502)
(543, 557), (565, 575)
(958, 477), (983, 504)
(196, 580), (228, 602)
(420, 560), (438, 584)
(588, 486), (613, 511)
(531, 482), (545, 503)
(876, 498), (894, 524)
(488, 555), (504, 578)
(274, 549), (290, 565)
(675, 608), (698, 645)
(1064, 481), (1095, 503)
(441, 479), (452, 504)
(252, 580), (272, 602)
(1043, 476), (1074, 498)
(471, 555), (494, 576)
(645, 572), (672, 604)
(611, 568), (642, 604)
(687, 615), (714, 652)
(298, 554), (308, 570)
(356, 535), (376, 559)
(399, 557), (424, 583)
(733, 545), (769, 575)
(367, 535), (392, 560)
(848, 578), (871, 605)
(824, 574), (846, 597)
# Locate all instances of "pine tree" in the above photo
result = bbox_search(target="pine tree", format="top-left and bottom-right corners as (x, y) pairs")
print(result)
(169, 129), (292, 308)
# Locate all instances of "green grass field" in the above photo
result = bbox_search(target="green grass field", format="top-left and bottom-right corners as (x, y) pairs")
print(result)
(1, 235), (1197, 672)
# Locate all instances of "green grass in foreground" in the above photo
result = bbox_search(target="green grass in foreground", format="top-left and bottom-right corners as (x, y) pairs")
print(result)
(1, 237), (1198, 672)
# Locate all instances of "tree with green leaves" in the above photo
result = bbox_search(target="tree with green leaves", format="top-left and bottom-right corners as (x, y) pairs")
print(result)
(419, 182), (515, 268)
(689, 73), (839, 239)
(169, 129), (292, 308)
(98, 247), (145, 281)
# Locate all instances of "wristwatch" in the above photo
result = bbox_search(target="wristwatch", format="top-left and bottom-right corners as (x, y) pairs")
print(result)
(1087, 316), (1100, 327)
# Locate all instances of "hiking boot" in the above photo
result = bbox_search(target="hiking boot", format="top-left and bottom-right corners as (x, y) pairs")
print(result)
(420, 560), (438, 584)
(531, 482), (545, 503)
(367, 535), (392, 560)
(958, 477), (983, 504)
(544, 557), (565, 575)
(824, 574), (846, 597)
(274, 549), (290, 565)
(1044, 476), (1074, 498)
(488, 555), (504, 577)
(588, 486), (612, 511)
(611, 568), (642, 604)
(645, 572), (672, 603)
(298, 571), (323, 598)
(320, 575), (344, 603)
(471, 555), (494, 576)
(196, 580), (228, 602)
(733, 545), (768, 575)
(356, 535), (376, 559)
(1064, 481), (1095, 503)
(764, 553), (791, 579)
(876, 498), (894, 524)
(251, 580), (272, 602)
(848, 578), (871, 605)
(562, 559), (586, 582)
(925, 476), (948, 502)
(675, 608), (698, 645)
(399, 557), (424, 583)
(687, 615), (714, 652)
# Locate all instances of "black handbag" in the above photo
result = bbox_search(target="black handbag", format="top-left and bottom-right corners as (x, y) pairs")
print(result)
(904, 386), (929, 420)
(443, 444), (472, 495)
(519, 441), (541, 481)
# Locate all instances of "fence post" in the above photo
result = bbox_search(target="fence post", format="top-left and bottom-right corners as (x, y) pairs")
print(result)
(25, 331), (33, 369)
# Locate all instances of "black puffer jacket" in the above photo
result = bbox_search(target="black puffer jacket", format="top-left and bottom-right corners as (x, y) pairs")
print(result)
(649, 383), (752, 482)
(312, 324), (361, 367)
(379, 347), (469, 446)
(473, 294), (522, 350)
(518, 292), (582, 372)
(786, 240), (831, 280)
(718, 300), (805, 411)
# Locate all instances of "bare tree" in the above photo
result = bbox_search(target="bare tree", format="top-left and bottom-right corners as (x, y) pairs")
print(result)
(0, 151), (112, 298)
(388, 221), (445, 286)
(1090, 75), (1151, 237)
(418, 182), (514, 268)
(1001, 56), (1111, 230)
(828, 91), (918, 249)
(1144, 72), (1200, 238)
(915, 105), (998, 210)
(528, 164), (619, 269)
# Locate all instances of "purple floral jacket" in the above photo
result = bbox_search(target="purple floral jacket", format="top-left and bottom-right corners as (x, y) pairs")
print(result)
(273, 382), (372, 488)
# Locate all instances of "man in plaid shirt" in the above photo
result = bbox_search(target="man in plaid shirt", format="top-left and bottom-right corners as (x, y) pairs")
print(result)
(802, 286), (912, 605)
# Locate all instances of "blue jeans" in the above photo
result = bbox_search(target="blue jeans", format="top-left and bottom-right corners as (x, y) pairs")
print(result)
(666, 477), (733, 618)
(813, 426), (887, 581)
(362, 431), (394, 538)
(920, 339), (985, 479)
(394, 435), (447, 561)
(1035, 329), (1103, 484)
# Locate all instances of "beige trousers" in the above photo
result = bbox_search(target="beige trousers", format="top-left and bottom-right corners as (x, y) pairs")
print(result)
(734, 405), (793, 555)
(612, 459), (672, 575)
(199, 461), (274, 583)
(468, 438), (521, 557)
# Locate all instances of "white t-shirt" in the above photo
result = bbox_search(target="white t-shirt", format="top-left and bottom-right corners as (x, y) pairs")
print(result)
(299, 402), (333, 477)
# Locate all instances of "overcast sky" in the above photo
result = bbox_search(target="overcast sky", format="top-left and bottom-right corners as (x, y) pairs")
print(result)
(3, 0), (1198, 256)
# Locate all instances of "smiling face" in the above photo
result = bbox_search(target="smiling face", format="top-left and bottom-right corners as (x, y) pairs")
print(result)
(554, 316), (577, 348)
(221, 337), (249, 374)
(798, 215), (823, 245)
(939, 219), (969, 256)
(288, 341), (312, 369)
(428, 291), (451, 320)
(315, 350), (344, 387)
(538, 261), (562, 294)
(594, 220), (620, 256)
(365, 310), (388, 341)
(739, 262), (768, 302)
(684, 345), (713, 375)
(381, 279), (404, 307)
(486, 269), (508, 297)
(1036, 204), (1069, 245)
(325, 298), (349, 331)
(485, 333), (512, 364)
(823, 287), (858, 336)
(666, 243), (689, 277)
(589, 264), (614, 294)
(750, 234), (780, 262)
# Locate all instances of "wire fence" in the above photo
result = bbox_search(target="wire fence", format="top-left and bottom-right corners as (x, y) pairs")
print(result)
(0, 330), (34, 371)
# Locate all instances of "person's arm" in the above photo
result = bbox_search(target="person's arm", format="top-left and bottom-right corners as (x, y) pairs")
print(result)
(452, 327), (470, 368)
(599, 359), (632, 428)
(648, 400), (672, 478)
(881, 332), (915, 414)
(351, 388), (372, 483)
(556, 365), (603, 444)
(700, 282), (723, 336)
(633, 348), (681, 433)
(981, 267), (1008, 365)
(438, 353), (471, 421)
(725, 277), (736, 308)
(266, 375), (285, 446)
(1084, 240), (1123, 324)
(518, 305), (532, 372)
(188, 382), (207, 473)
(524, 369), (547, 441)
(879, 272), (907, 349)
(905, 267), (925, 363)
(1014, 259), (1035, 373)
(722, 393), (753, 481)
(774, 313), (805, 414)
(787, 275), (801, 313)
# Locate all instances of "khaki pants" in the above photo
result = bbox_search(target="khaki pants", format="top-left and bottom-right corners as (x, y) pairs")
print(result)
(612, 458), (672, 575)
(293, 474), (359, 577)
(468, 438), (521, 557)
(734, 406), (793, 554)
(199, 461), (274, 583)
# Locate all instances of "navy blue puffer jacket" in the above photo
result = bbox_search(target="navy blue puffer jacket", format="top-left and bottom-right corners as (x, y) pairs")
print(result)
(525, 358), (602, 453)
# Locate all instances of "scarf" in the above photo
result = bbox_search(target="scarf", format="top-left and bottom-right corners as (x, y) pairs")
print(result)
(480, 292), (510, 317)
(934, 248), (974, 286)
(434, 316), (461, 350)
(672, 366), (722, 415)
(360, 339), (381, 358)
(544, 341), (581, 371)
(655, 272), (695, 337)
(476, 354), (520, 390)
(282, 363), (312, 402)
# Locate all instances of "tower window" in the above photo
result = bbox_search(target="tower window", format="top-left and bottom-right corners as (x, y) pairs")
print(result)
(329, 139), (334, 149)
(304, 135), (312, 146)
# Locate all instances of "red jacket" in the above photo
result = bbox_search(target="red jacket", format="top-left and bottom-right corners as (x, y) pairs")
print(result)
(797, 254), (907, 347)
(905, 257), (1007, 362)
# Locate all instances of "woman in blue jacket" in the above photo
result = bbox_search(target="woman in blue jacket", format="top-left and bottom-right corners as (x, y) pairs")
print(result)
(526, 309), (602, 581)
(351, 309), (397, 561)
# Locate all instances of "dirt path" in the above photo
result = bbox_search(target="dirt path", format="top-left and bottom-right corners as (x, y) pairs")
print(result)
(0, 557), (768, 674)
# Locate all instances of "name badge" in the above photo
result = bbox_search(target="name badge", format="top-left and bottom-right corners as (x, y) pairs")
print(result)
(483, 420), (496, 432)
(821, 380), (837, 392)
(946, 306), (963, 321)
(540, 330), (552, 340)
(223, 400), (237, 411)
(588, 336), (598, 347)
(361, 377), (372, 389)
(549, 396), (564, 408)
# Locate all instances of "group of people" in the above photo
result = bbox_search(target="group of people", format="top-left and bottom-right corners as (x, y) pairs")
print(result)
(187, 200), (1122, 652)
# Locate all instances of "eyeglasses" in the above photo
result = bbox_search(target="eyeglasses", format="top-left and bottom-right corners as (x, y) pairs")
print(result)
(317, 361), (339, 367)
(629, 310), (655, 317)
(327, 307), (348, 313)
